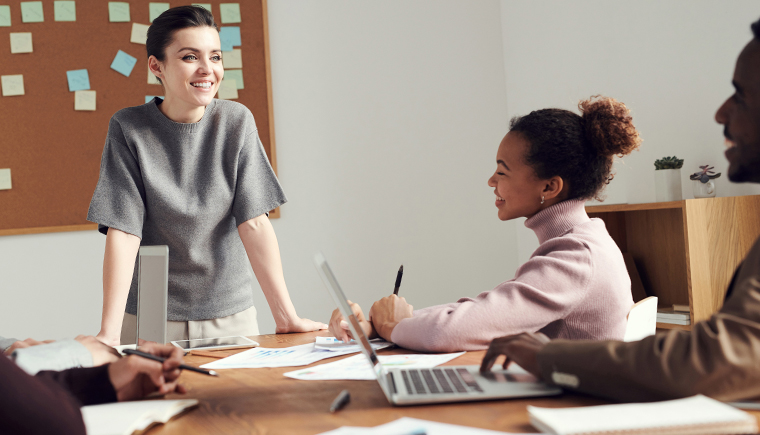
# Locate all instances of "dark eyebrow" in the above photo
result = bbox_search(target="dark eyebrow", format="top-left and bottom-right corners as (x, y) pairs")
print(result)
(177, 47), (222, 53)
(497, 160), (510, 170)
(733, 80), (744, 96)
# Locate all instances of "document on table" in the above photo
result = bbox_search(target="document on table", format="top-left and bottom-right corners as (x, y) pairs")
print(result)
(284, 352), (464, 381)
(318, 417), (525, 434)
(314, 336), (392, 352)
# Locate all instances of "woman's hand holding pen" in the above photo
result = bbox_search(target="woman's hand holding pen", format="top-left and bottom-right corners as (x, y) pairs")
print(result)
(108, 342), (187, 401)
(328, 301), (378, 343)
(368, 295), (414, 342)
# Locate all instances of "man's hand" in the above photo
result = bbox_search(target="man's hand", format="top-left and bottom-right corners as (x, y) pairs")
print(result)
(275, 317), (329, 334)
(368, 295), (413, 342)
(328, 301), (377, 343)
(107, 342), (187, 401)
(3, 338), (55, 355)
(479, 332), (551, 378)
(74, 335), (121, 366)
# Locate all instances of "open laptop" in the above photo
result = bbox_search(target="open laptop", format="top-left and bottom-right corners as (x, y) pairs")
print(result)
(313, 252), (562, 406)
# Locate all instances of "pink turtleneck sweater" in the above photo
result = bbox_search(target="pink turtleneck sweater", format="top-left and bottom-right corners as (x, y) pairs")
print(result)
(390, 199), (633, 352)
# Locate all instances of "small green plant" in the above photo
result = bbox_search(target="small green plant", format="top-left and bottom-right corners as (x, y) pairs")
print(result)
(690, 165), (721, 183)
(654, 156), (684, 170)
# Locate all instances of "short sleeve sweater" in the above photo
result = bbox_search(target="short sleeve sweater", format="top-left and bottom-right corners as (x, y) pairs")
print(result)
(87, 98), (287, 321)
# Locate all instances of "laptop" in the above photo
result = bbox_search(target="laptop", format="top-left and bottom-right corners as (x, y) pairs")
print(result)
(313, 252), (562, 406)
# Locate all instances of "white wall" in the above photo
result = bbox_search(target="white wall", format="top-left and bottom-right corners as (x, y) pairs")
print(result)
(501, 0), (760, 263)
(0, 0), (514, 339)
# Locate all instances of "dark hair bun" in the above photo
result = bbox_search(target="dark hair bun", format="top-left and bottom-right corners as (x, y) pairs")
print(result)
(579, 95), (641, 158)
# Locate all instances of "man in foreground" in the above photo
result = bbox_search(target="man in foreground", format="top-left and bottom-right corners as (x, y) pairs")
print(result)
(480, 17), (760, 403)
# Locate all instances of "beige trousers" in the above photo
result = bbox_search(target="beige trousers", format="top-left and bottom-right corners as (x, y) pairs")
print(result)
(120, 305), (259, 344)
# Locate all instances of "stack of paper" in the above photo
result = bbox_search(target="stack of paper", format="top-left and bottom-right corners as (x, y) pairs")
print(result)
(656, 307), (690, 325)
(528, 395), (757, 435)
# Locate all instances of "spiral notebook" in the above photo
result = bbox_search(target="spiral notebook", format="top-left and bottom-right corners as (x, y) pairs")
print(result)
(528, 395), (757, 435)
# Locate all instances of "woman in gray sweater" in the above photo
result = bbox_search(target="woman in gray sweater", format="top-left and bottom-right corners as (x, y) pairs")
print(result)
(88, 6), (325, 346)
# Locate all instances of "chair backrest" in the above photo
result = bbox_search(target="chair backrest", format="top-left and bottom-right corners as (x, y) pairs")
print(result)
(623, 296), (658, 342)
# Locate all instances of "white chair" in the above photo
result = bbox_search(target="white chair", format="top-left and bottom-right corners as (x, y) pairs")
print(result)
(623, 296), (658, 342)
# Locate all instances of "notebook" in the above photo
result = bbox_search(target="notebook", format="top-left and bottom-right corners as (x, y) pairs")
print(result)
(81, 399), (198, 435)
(528, 395), (757, 435)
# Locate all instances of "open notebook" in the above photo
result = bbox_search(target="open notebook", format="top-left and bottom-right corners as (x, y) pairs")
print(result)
(528, 395), (757, 435)
(81, 399), (198, 435)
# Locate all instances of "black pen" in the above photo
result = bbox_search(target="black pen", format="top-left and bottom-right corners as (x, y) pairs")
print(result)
(393, 265), (404, 295)
(330, 389), (351, 412)
(123, 348), (219, 377)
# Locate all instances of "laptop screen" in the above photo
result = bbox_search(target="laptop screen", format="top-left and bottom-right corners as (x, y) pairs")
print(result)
(313, 253), (389, 389)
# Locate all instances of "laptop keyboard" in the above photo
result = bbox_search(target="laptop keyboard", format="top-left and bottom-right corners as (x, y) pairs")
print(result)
(400, 368), (483, 395)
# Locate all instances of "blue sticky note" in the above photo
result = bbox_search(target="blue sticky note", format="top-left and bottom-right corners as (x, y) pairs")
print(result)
(149, 2), (170, 22)
(219, 27), (241, 51)
(111, 50), (137, 77)
(54, 1), (76, 21)
(21, 1), (44, 23)
(66, 69), (90, 91)
(0, 5), (11, 27)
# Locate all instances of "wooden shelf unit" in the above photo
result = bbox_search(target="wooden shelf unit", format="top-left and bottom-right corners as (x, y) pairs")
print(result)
(586, 195), (760, 330)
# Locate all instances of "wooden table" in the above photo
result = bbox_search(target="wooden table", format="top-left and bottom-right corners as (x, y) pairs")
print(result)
(150, 331), (759, 434)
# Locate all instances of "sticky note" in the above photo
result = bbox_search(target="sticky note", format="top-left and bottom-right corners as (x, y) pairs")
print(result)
(219, 27), (241, 50)
(75, 90), (96, 111)
(0, 169), (11, 190)
(21, 2), (44, 23)
(217, 79), (238, 100)
(145, 95), (161, 104)
(193, 4), (211, 12)
(147, 67), (161, 85)
(10, 33), (33, 54)
(66, 69), (90, 91)
(1, 75), (25, 96)
(108, 2), (130, 22)
(54, 1), (76, 21)
(223, 69), (244, 89)
(223, 49), (242, 69)
(0, 6), (11, 27)
(131, 23), (150, 44)
(111, 50), (137, 77)
(219, 3), (240, 24)
(149, 2), (170, 22)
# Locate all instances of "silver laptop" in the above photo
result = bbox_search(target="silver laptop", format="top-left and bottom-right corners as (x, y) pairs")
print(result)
(313, 252), (562, 406)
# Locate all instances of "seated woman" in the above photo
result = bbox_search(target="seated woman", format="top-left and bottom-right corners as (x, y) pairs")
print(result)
(329, 95), (641, 352)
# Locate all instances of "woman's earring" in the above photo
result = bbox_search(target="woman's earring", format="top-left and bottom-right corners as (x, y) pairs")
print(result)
(541, 196), (545, 205)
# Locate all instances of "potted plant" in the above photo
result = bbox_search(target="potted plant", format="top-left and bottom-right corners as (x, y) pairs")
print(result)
(654, 156), (684, 202)
(690, 165), (721, 198)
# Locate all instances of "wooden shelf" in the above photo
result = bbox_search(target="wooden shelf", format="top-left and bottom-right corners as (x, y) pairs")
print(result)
(587, 195), (760, 325)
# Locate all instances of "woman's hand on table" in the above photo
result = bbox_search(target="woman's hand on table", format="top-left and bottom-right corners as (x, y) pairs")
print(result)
(95, 331), (121, 347)
(479, 332), (550, 378)
(108, 342), (187, 401)
(275, 317), (328, 334)
(3, 338), (55, 355)
(75, 335), (121, 366)
(368, 295), (413, 342)
(328, 301), (377, 343)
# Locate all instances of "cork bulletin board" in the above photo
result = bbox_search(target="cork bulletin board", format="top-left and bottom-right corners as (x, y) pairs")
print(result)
(0, 0), (278, 236)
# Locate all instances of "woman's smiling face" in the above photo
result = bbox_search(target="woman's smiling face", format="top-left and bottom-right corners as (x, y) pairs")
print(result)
(150, 26), (223, 111)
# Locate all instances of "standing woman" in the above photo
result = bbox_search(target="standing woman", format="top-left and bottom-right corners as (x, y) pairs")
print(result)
(88, 6), (325, 346)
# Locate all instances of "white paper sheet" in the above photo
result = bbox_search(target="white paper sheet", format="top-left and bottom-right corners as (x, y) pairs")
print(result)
(284, 352), (464, 381)
(314, 336), (392, 352)
(200, 343), (360, 369)
(317, 417), (524, 434)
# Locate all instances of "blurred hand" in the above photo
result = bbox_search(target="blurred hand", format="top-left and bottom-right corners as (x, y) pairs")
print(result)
(4, 338), (55, 355)
(479, 332), (550, 378)
(276, 317), (328, 334)
(328, 301), (377, 343)
(368, 295), (413, 342)
(95, 332), (121, 347)
(108, 342), (187, 401)
(75, 335), (121, 366)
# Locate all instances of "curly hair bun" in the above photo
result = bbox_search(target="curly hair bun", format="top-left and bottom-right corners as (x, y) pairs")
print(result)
(579, 95), (641, 158)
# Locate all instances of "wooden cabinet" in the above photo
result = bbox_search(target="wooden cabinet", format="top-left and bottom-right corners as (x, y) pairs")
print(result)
(586, 195), (760, 330)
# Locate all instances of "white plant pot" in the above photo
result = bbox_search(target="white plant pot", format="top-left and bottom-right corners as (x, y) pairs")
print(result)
(654, 169), (682, 202)
(693, 179), (717, 198)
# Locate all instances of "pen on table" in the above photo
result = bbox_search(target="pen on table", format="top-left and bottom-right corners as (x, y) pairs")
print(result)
(123, 348), (219, 377)
(330, 389), (351, 412)
(393, 265), (404, 296)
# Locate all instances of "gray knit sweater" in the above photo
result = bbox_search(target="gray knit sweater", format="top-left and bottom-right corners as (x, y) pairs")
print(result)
(88, 98), (287, 321)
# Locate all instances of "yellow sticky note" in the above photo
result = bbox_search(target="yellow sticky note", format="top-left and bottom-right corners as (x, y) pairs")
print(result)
(1, 75), (24, 96)
(219, 3), (240, 24)
(217, 80), (238, 100)
(131, 23), (150, 44)
(108, 2), (130, 22)
(223, 49), (242, 69)
(10, 33), (33, 54)
(75, 90), (96, 111)
(0, 168), (11, 190)
(148, 67), (161, 85)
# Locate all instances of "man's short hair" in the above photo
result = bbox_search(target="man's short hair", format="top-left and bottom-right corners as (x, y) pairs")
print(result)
(753, 17), (760, 40)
